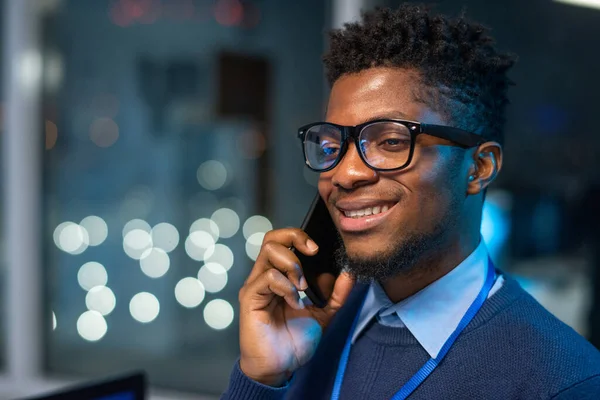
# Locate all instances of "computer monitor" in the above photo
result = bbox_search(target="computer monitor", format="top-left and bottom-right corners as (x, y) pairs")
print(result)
(22, 372), (145, 400)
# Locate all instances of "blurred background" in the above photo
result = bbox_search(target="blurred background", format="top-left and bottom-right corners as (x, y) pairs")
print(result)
(0, 0), (599, 398)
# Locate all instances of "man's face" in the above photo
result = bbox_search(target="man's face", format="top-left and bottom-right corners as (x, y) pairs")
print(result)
(319, 67), (470, 282)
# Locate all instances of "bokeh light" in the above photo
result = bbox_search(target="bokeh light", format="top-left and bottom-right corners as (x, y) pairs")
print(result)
(198, 262), (228, 293)
(77, 310), (107, 341)
(20, 50), (42, 92)
(204, 243), (234, 270)
(197, 160), (228, 190)
(77, 261), (108, 291)
(184, 231), (216, 261)
(129, 292), (160, 323)
(122, 218), (151, 237)
(80, 215), (108, 246)
(214, 0), (244, 26)
(211, 208), (240, 239)
(85, 286), (116, 316)
(110, 0), (134, 27)
(52, 311), (57, 331)
(245, 232), (265, 261)
(243, 215), (272, 240)
(139, 247), (170, 278)
(57, 222), (90, 255)
(123, 228), (153, 260)
(174, 277), (206, 308)
(203, 299), (234, 330)
(53, 221), (72, 250)
(151, 222), (180, 253)
(89, 117), (119, 148)
(190, 218), (220, 241)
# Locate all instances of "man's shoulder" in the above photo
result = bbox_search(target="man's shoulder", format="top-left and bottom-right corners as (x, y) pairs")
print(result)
(479, 276), (600, 395)
(492, 277), (597, 350)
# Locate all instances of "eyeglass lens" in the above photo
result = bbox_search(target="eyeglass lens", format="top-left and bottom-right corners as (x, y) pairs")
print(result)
(303, 121), (412, 171)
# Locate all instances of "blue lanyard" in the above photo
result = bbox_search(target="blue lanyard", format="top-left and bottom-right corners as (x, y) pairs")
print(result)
(330, 259), (496, 400)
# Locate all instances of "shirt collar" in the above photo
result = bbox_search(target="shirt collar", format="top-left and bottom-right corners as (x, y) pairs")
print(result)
(350, 240), (491, 358)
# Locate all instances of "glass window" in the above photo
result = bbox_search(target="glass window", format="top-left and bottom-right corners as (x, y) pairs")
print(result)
(43, 0), (326, 395)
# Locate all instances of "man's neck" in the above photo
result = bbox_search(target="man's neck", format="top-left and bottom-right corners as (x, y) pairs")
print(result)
(381, 237), (480, 303)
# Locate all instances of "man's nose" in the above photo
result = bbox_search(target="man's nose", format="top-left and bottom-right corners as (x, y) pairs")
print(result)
(329, 142), (378, 190)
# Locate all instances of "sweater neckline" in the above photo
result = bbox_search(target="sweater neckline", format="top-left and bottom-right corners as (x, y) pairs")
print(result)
(357, 276), (526, 346)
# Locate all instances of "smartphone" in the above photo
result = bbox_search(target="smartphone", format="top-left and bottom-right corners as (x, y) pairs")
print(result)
(293, 192), (340, 308)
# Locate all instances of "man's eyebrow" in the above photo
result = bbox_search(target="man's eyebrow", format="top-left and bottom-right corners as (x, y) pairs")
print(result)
(323, 111), (415, 125)
(354, 112), (414, 125)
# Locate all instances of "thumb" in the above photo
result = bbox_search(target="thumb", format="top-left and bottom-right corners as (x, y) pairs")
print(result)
(323, 271), (355, 316)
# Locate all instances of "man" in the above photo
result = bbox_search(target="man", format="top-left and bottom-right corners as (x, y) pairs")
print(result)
(221, 5), (600, 399)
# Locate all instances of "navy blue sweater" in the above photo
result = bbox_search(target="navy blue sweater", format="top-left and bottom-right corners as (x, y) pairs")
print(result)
(222, 276), (600, 399)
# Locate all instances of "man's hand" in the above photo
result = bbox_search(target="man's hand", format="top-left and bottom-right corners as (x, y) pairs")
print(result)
(238, 228), (355, 386)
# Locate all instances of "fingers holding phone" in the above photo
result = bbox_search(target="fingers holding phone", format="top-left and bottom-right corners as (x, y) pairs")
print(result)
(238, 227), (354, 387)
(244, 229), (316, 291)
(238, 228), (318, 385)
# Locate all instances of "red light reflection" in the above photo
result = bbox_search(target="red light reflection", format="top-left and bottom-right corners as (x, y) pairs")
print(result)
(214, 0), (244, 27)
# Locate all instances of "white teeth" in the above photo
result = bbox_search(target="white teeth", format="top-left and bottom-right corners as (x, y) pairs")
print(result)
(343, 205), (392, 218)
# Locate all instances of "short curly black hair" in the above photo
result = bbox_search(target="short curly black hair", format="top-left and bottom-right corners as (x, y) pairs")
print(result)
(323, 4), (517, 145)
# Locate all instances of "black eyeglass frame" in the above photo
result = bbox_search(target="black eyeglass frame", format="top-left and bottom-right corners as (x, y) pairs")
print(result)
(297, 119), (487, 172)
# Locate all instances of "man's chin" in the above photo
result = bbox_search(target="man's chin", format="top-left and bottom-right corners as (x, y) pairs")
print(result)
(334, 233), (432, 283)
(335, 246), (399, 283)
(341, 240), (394, 262)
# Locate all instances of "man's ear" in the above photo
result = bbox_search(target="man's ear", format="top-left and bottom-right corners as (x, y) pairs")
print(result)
(467, 142), (503, 195)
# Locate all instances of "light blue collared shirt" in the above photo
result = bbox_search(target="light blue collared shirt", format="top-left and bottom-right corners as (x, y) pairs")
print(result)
(351, 240), (504, 358)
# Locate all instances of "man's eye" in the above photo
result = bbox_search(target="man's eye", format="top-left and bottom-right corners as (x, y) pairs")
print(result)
(322, 146), (339, 156)
(378, 137), (410, 147)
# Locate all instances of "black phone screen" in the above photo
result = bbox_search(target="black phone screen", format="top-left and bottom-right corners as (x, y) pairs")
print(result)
(294, 193), (340, 308)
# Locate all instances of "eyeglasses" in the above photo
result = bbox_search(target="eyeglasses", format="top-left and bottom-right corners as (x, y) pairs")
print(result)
(298, 119), (486, 172)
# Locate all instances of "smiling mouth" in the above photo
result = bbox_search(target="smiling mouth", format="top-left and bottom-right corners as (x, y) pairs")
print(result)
(339, 202), (397, 219)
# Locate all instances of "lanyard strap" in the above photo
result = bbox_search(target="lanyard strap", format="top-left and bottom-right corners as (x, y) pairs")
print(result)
(331, 259), (496, 400)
